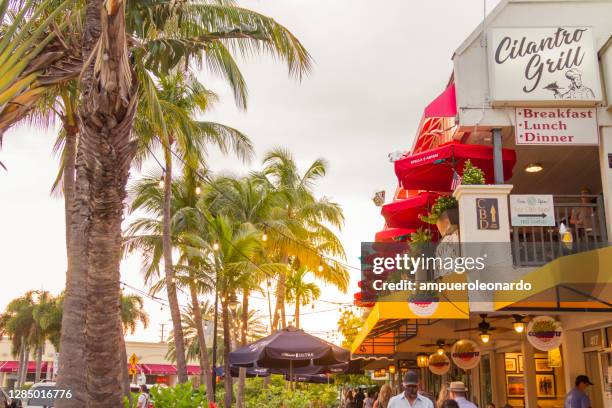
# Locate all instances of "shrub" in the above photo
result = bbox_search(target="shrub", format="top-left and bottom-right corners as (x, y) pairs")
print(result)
(461, 159), (485, 185)
(420, 195), (458, 224)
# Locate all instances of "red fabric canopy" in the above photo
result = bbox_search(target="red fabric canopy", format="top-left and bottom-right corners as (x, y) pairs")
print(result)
(187, 365), (201, 375)
(424, 83), (456, 118)
(0, 361), (47, 373)
(381, 192), (440, 229)
(394, 143), (516, 192)
(140, 364), (177, 375)
(374, 228), (416, 243)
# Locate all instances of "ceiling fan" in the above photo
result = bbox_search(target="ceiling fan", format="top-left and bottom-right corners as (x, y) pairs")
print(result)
(453, 314), (513, 334)
(419, 339), (456, 352)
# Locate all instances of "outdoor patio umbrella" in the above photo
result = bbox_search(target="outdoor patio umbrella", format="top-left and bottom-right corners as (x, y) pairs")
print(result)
(394, 142), (517, 192)
(284, 373), (335, 384)
(229, 326), (350, 382)
(374, 227), (416, 242)
(214, 365), (270, 378)
(380, 192), (440, 229)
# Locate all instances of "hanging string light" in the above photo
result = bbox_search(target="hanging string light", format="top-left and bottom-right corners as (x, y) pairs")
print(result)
(158, 174), (165, 188)
(317, 264), (324, 272)
(213, 241), (220, 251)
(195, 186), (201, 195)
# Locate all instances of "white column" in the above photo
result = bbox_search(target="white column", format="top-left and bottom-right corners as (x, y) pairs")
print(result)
(561, 330), (586, 392)
(489, 351), (503, 408)
(521, 340), (538, 408)
(599, 126), (612, 240)
(453, 184), (514, 311)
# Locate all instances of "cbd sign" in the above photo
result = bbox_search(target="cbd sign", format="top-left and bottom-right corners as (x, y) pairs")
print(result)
(476, 198), (499, 230)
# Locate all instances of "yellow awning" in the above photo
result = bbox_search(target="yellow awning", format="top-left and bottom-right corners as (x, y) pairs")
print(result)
(493, 246), (612, 310)
(351, 273), (470, 355)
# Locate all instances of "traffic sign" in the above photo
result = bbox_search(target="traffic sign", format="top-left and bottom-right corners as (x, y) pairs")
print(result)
(129, 353), (139, 366)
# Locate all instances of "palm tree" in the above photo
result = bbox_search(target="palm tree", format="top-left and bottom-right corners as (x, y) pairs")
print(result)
(120, 294), (150, 335)
(255, 148), (349, 331)
(206, 215), (265, 408)
(0, 292), (36, 387)
(31, 292), (63, 383)
(285, 267), (321, 329)
(1, 1), (311, 404)
(133, 71), (252, 384)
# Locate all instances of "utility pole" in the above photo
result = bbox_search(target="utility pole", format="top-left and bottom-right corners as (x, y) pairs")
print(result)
(159, 323), (166, 343)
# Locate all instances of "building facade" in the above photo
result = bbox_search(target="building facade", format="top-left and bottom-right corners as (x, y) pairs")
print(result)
(353, 1), (612, 407)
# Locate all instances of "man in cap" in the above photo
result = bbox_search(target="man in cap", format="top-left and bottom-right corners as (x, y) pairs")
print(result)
(388, 370), (434, 408)
(564, 375), (593, 408)
(449, 381), (477, 408)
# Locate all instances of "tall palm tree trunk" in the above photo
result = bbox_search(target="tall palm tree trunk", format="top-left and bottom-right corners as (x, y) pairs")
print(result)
(62, 127), (77, 251)
(271, 272), (287, 330)
(188, 281), (213, 402)
(20, 346), (30, 386)
(119, 319), (132, 404)
(222, 300), (233, 408)
(162, 146), (188, 383)
(16, 340), (25, 387)
(35, 344), (44, 383)
(236, 291), (249, 408)
(55, 0), (100, 405)
(80, 0), (138, 405)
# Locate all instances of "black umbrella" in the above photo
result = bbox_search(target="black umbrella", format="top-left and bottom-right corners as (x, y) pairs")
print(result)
(214, 365), (270, 378)
(285, 373), (335, 384)
(230, 326), (350, 369)
(229, 326), (350, 384)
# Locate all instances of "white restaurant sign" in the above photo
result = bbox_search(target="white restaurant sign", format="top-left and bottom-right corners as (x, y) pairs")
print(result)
(510, 195), (555, 227)
(515, 107), (598, 145)
(488, 27), (602, 104)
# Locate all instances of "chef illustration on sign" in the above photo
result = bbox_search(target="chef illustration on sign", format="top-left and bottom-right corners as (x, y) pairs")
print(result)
(544, 68), (595, 99)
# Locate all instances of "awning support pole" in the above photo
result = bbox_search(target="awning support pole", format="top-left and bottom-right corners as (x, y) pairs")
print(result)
(492, 128), (504, 184)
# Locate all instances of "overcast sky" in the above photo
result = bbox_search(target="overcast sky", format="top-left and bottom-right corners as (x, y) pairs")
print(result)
(0, 0), (500, 343)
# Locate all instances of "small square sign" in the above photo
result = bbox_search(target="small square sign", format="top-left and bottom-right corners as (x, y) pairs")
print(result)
(476, 198), (499, 230)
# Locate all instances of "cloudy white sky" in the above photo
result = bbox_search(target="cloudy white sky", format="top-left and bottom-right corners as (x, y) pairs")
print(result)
(0, 0), (500, 343)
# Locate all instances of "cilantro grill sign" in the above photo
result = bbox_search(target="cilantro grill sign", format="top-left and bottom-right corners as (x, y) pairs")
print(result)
(488, 27), (602, 104)
(526, 316), (563, 351)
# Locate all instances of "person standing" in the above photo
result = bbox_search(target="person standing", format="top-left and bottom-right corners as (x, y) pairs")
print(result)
(388, 370), (434, 408)
(364, 391), (375, 408)
(356, 388), (366, 408)
(374, 384), (393, 408)
(137, 384), (150, 408)
(436, 384), (450, 408)
(564, 375), (594, 408)
(449, 382), (477, 408)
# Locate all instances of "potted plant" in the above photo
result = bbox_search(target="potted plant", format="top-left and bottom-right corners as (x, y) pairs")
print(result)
(420, 195), (459, 235)
(461, 159), (486, 185)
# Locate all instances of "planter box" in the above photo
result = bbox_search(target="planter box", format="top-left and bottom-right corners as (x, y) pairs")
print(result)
(436, 208), (459, 236)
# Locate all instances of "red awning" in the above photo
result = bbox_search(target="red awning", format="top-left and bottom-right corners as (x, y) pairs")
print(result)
(187, 365), (201, 375)
(374, 228), (415, 243)
(0, 361), (47, 373)
(424, 83), (456, 118)
(394, 143), (516, 192)
(140, 364), (177, 375)
(381, 192), (440, 229)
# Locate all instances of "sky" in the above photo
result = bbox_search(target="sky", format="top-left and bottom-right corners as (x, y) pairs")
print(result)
(0, 0), (501, 344)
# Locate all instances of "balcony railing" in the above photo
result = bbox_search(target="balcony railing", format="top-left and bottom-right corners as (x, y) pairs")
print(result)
(511, 195), (608, 267)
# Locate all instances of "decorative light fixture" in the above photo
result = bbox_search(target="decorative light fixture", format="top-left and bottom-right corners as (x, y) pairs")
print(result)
(525, 163), (543, 173)
(417, 353), (429, 368)
(380, 368), (386, 375)
(213, 241), (220, 251)
(480, 332), (491, 343)
(512, 315), (526, 334)
(436, 347), (445, 356)
(388, 364), (396, 374)
(262, 232), (268, 242)
(228, 294), (239, 312)
(195, 186), (201, 195)
(158, 176), (165, 188)
(318, 264), (324, 272)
